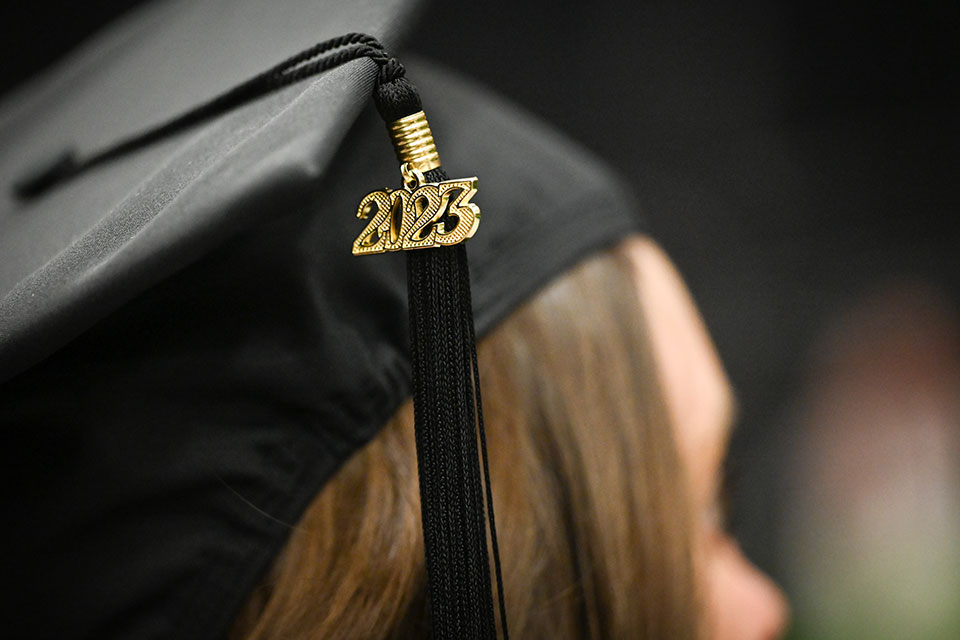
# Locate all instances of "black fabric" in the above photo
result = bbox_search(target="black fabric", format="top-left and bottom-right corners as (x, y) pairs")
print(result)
(0, 3), (644, 638)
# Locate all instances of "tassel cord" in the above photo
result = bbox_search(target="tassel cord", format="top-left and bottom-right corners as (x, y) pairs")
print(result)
(15, 33), (403, 198)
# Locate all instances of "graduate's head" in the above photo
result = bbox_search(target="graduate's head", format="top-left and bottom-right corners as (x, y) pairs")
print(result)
(632, 237), (790, 640)
(230, 236), (788, 640)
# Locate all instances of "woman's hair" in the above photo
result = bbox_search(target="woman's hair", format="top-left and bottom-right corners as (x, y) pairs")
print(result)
(230, 241), (701, 639)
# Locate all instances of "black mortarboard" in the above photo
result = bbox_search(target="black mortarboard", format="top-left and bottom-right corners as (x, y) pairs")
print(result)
(1, 1), (643, 638)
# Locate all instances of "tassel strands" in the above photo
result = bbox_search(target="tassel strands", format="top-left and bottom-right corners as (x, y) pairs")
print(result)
(408, 243), (494, 638)
(376, 73), (508, 639)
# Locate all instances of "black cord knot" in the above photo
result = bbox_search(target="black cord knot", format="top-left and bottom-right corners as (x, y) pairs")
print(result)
(378, 57), (406, 84)
(373, 75), (422, 123)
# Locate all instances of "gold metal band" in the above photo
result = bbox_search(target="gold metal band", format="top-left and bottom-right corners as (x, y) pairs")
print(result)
(387, 111), (442, 172)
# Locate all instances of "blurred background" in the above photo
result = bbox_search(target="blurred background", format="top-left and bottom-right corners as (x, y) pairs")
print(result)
(3, 1), (957, 637)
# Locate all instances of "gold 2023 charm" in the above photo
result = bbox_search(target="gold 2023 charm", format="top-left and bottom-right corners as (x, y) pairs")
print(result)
(352, 163), (480, 255)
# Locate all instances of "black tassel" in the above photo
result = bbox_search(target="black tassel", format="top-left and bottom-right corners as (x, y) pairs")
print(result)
(375, 75), (508, 639)
(407, 243), (494, 638)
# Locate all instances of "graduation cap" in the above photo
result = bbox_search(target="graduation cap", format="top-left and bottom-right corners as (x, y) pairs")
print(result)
(0, 1), (642, 638)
